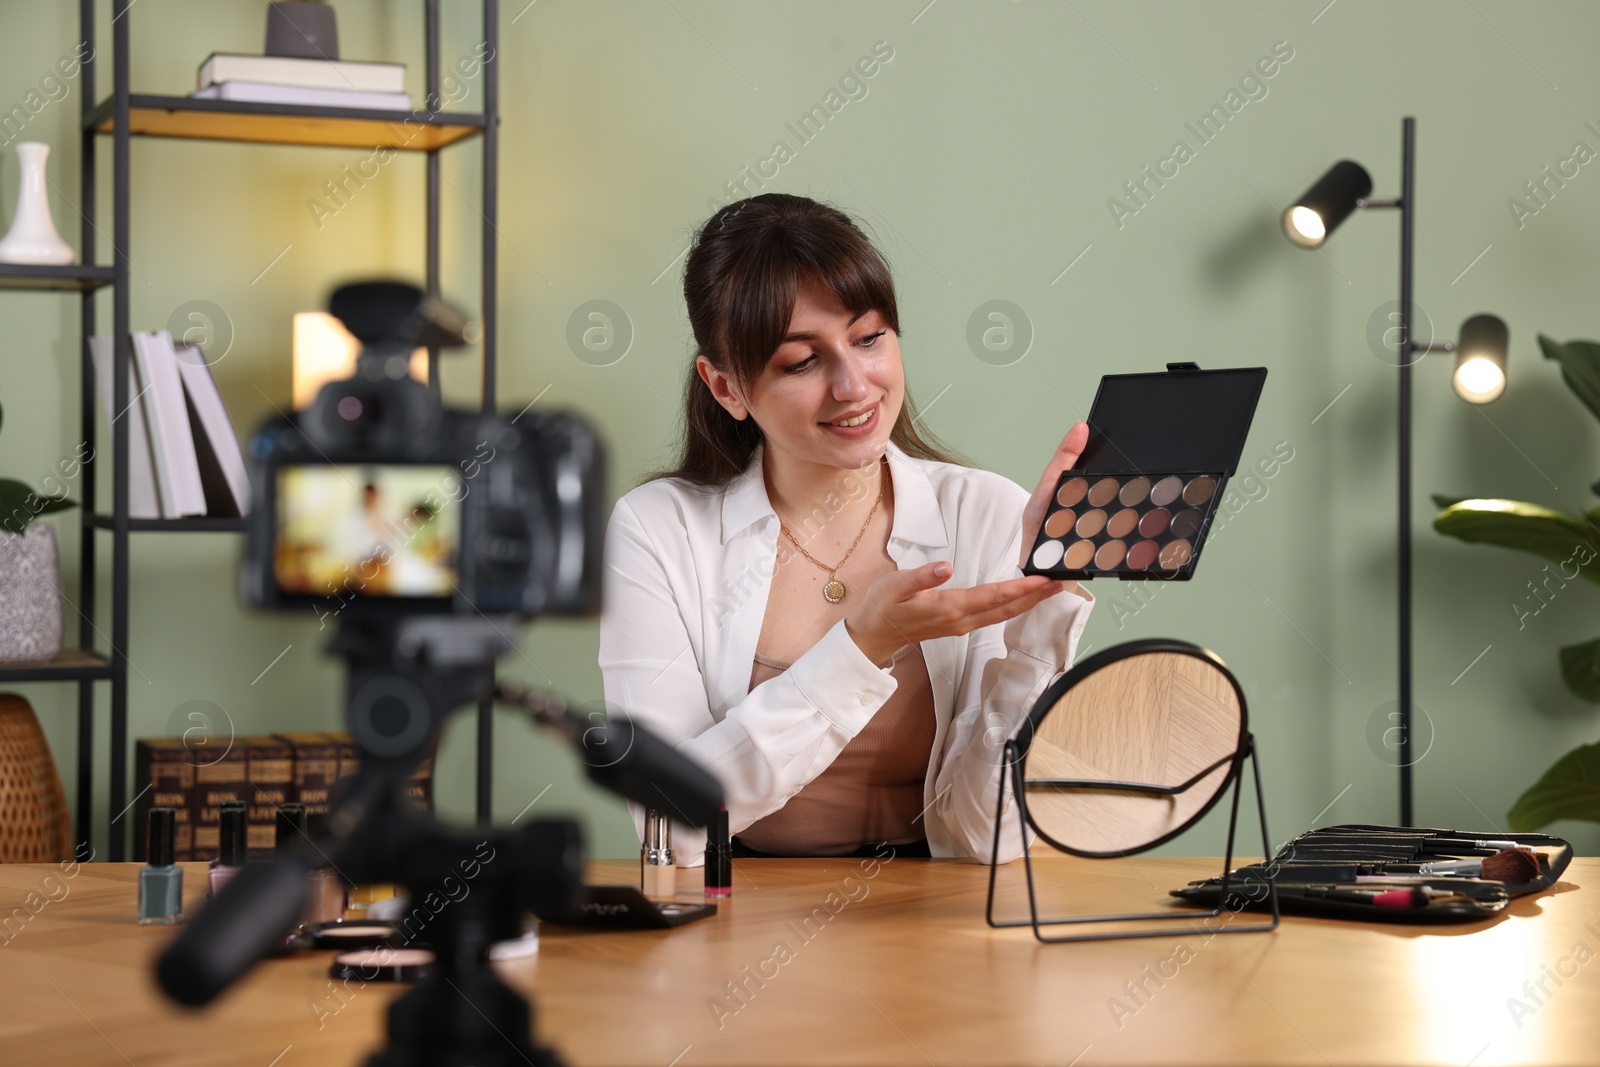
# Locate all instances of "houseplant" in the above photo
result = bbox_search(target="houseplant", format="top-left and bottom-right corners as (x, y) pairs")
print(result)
(1433, 335), (1600, 832)
(0, 401), (77, 662)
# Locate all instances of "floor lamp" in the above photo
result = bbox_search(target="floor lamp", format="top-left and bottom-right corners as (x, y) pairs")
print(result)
(1279, 116), (1511, 826)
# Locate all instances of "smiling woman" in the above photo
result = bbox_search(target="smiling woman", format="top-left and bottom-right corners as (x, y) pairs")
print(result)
(597, 193), (1095, 863)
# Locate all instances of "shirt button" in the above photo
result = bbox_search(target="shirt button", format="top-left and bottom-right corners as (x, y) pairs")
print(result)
(858, 693), (871, 706)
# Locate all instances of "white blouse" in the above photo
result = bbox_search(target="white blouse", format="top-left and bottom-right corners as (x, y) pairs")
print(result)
(597, 441), (1095, 864)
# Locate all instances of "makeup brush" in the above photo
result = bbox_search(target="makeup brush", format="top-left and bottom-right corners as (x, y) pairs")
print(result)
(1292, 885), (1428, 909)
(1265, 848), (1542, 884)
(1414, 848), (1541, 881)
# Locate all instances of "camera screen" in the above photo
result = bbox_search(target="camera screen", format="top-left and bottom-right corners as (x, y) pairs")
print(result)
(275, 465), (461, 598)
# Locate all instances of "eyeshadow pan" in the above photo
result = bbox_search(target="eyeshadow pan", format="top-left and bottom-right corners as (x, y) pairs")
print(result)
(1032, 539), (1065, 570)
(1182, 476), (1217, 506)
(1057, 477), (1089, 508)
(1126, 540), (1159, 569)
(1075, 509), (1107, 538)
(1094, 540), (1127, 569)
(1106, 508), (1139, 539)
(1044, 510), (1076, 539)
(1063, 539), (1096, 570)
(1138, 507), (1170, 538)
(1160, 539), (1193, 569)
(1170, 507), (1203, 538)
(1150, 476), (1183, 507)
(1118, 477), (1151, 506)
(1087, 477), (1120, 507)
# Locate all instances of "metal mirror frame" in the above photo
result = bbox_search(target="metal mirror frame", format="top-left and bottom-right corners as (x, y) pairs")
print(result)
(985, 638), (1280, 943)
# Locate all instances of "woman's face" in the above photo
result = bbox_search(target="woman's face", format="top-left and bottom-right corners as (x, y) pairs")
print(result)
(700, 275), (903, 476)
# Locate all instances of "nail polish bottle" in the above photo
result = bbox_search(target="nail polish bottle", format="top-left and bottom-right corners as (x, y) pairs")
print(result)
(302, 811), (348, 925)
(641, 808), (676, 899)
(276, 801), (307, 856)
(138, 807), (183, 925)
(209, 801), (247, 898)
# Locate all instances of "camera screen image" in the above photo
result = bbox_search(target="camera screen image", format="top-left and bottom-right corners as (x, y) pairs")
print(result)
(275, 465), (461, 598)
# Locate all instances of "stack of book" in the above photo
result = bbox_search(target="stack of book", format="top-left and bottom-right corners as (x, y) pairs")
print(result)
(134, 731), (435, 862)
(89, 331), (250, 519)
(191, 52), (409, 111)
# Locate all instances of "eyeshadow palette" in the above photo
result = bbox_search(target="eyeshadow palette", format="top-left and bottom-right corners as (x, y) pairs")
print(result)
(1023, 364), (1266, 582)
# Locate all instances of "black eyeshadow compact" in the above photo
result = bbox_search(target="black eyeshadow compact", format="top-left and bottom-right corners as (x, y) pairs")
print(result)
(1023, 363), (1267, 582)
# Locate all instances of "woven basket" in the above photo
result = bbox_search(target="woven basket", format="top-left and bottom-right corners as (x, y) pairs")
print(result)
(0, 693), (71, 862)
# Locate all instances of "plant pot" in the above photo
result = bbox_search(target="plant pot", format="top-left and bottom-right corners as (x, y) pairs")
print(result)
(0, 142), (75, 266)
(0, 524), (64, 663)
(265, 1), (340, 60)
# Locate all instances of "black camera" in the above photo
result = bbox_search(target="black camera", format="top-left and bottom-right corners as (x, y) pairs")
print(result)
(242, 281), (605, 624)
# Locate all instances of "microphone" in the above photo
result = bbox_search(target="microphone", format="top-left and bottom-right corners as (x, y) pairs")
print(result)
(495, 682), (725, 827)
(157, 856), (311, 1007)
(580, 714), (724, 828)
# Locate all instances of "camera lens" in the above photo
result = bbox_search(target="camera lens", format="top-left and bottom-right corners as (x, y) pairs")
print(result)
(337, 396), (364, 421)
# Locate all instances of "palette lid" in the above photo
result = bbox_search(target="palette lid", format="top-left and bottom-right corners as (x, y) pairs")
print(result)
(1076, 363), (1267, 476)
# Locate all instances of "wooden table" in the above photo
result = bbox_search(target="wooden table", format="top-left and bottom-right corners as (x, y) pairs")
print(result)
(1, 854), (1594, 1066)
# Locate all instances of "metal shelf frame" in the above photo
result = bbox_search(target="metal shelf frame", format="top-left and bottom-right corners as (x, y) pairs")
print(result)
(12, 0), (503, 859)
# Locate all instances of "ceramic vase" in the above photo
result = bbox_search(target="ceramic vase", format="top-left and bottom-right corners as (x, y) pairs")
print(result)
(0, 524), (64, 663)
(0, 142), (74, 266)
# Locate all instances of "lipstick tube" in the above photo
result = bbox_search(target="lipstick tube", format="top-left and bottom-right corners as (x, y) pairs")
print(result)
(705, 805), (731, 898)
(641, 809), (676, 899)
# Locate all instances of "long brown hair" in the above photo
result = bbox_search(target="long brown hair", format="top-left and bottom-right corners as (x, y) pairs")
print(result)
(649, 193), (962, 487)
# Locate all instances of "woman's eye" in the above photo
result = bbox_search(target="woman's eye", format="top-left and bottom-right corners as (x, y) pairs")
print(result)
(857, 330), (886, 348)
(783, 355), (817, 374)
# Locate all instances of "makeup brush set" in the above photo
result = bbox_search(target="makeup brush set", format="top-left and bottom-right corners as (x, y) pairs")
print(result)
(1170, 823), (1573, 923)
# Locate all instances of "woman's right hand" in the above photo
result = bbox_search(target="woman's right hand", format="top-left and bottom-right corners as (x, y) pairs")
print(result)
(843, 561), (1063, 666)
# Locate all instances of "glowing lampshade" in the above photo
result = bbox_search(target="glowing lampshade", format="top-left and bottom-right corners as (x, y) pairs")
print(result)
(291, 311), (428, 410)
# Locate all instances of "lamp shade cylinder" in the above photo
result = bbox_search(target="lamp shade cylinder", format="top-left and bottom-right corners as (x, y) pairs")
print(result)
(1283, 160), (1373, 248)
(1452, 313), (1509, 404)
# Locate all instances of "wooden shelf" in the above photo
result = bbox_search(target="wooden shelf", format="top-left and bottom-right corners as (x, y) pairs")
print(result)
(87, 94), (486, 150)
(0, 648), (112, 682)
(90, 514), (246, 533)
(0, 264), (116, 292)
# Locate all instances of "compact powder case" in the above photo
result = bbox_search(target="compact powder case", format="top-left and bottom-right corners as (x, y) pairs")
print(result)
(1023, 364), (1266, 582)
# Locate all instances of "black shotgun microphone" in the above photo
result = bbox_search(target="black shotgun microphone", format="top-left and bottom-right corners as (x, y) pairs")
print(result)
(156, 857), (311, 1007)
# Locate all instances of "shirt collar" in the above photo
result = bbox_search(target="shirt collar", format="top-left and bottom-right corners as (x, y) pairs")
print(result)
(720, 441), (948, 549)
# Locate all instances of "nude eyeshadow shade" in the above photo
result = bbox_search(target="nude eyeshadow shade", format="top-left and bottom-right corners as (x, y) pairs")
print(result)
(1019, 364), (1267, 582)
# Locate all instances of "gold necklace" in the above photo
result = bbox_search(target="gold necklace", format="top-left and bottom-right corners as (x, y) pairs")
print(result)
(778, 462), (886, 604)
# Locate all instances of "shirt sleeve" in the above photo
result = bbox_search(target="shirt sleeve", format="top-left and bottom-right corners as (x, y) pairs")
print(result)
(929, 491), (1095, 863)
(598, 495), (901, 866)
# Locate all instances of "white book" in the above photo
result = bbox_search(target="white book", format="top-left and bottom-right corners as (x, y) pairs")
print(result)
(131, 331), (207, 518)
(198, 52), (406, 94)
(87, 335), (163, 520)
(171, 342), (251, 518)
(190, 81), (411, 111)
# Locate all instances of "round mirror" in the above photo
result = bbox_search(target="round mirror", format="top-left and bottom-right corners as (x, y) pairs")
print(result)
(1014, 638), (1247, 858)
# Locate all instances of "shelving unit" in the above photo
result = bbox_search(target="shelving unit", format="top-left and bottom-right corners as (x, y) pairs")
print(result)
(0, 0), (501, 860)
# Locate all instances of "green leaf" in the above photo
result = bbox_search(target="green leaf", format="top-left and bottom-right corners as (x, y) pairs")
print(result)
(1431, 494), (1469, 510)
(1559, 639), (1600, 703)
(1507, 741), (1600, 831)
(1433, 499), (1600, 587)
(0, 477), (76, 536)
(1538, 334), (1600, 427)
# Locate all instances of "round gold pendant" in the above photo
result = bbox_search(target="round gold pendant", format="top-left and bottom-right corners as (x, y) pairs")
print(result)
(822, 579), (847, 604)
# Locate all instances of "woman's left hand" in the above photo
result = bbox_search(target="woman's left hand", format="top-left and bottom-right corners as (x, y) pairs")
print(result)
(1018, 421), (1089, 570)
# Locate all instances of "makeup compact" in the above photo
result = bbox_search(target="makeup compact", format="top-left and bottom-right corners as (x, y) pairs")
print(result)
(330, 947), (435, 983)
(1022, 363), (1267, 582)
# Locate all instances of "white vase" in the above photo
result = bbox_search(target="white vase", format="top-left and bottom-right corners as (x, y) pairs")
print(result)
(0, 524), (64, 663)
(0, 142), (75, 266)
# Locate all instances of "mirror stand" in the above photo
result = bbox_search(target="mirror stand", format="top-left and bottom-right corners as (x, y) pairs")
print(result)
(985, 733), (1280, 943)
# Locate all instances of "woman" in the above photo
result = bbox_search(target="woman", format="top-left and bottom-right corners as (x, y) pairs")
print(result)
(598, 193), (1093, 863)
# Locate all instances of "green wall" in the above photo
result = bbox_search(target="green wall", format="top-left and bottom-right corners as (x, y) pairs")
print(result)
(4, 0), (1599, 861)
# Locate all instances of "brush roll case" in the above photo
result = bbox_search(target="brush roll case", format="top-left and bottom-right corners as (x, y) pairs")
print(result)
(1171, 822), (1573, 924)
